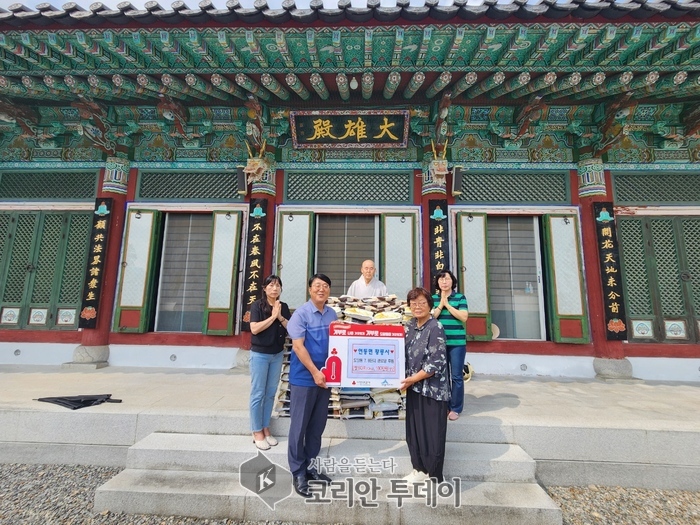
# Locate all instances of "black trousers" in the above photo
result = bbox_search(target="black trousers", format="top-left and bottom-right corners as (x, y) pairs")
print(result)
(405, 389), (449, 482)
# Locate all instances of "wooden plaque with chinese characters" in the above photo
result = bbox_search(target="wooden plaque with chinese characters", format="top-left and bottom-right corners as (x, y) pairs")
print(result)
(241, 198), (268, 331)
(593, 202), (628, 340)
(429, 199), (450, 286)
(78, 198), (113, 329)
(290, 110), (409, 149)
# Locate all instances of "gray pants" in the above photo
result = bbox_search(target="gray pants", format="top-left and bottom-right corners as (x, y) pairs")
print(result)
(288, 384), (331, 477)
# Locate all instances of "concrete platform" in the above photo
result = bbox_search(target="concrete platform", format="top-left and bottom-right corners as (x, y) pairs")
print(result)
(1, 364), (699, 491)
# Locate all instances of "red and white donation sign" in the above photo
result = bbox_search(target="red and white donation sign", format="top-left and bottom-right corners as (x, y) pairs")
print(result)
(323, 322), (406, 388)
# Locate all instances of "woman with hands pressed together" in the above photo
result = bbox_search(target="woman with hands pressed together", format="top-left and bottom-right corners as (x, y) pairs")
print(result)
(431, 270), (469, 421)
(400, 287), (450, 484)
(249, 275), (290, 451)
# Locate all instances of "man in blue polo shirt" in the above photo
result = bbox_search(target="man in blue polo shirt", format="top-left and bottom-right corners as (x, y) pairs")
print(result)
(286, 273), (338, 498)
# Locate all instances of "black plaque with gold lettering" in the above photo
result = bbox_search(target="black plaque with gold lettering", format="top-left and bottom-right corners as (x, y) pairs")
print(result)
(78, 198), (113, 329)
(593, 202), (628, 340)
(428, 199), (450, 287)
(291, 110), (409, 149)
(241, 198), (268, 331)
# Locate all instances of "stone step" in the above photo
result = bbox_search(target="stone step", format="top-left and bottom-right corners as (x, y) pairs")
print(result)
(274, 416), (515, 445)
(94, 468), (562, 525)
(127, 432), (536, 483)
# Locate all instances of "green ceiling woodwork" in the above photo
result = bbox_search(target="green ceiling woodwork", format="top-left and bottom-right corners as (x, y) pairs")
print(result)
(0, 24), (696, 93)
(0, 21), (697, 164)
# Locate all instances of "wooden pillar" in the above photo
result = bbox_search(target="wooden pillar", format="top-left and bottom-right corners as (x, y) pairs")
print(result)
(68, 157), (133, 367)
(574, 158), (627, 368)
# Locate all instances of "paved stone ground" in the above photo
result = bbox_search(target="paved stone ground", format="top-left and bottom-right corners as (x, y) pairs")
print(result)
(0, 463), (699, 525)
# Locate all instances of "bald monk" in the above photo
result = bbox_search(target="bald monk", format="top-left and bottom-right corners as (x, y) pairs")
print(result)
(346, 260), (387, 298)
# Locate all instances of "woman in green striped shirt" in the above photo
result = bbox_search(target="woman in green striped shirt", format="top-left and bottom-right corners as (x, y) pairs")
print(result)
(431, 270), (469, 421)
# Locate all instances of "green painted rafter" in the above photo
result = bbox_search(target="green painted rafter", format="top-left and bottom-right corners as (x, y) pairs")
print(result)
(466, 71), (505, 99)
(210, 73), (248, 100)
(443, 27), (464, 68)
(598, 26), (643, 67)
(575, 27), (617, 65)
(274, 31), (295, 69)
(538, 72), (581, 98)
(184, 29), (220, 68)
(234, 73), (270, 100)
(20, 76), (62, 101)
(136, 73), (188, 100)
(309, 72), (329, 100)
(44, 33), (91, 68)
(549, 72), (605, 100)
(283, 73), (310, 100)
(245, 31), (268, 69)
(332, 30), (344, 69)
(305, 30), (319, 69)
(185, 74), (231, 101)
(450, 72), (478, 98)
(510, 72), (557, 99)
(468, 27), (497, 66)
(216, 31), (244, 68)
(523, 27), (559, 68)
(570, 71), (632, 101)
(364, 29), (373, 69)
(627, 26), (679, 66)
(654, 26), (700, 65)
(416, 28), (432, 68)
(260, 73), (290, 101)
(391, 28), (404, 68)
(550, 26), (592, 67)
(498, 27), (529, 67)
(112, 74), (160, 100)
(162, 73), (206, 100)
(0, 34), (51, 69)
(73, 32), (119, 68)
(489, 72), (530, 99)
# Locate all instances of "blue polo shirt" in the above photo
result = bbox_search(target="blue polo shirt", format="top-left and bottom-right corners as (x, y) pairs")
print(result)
(286, 300), (338, 387)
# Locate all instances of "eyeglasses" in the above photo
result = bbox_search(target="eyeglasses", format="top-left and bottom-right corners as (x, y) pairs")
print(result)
(410, 301), (430, 307)
(311, 283), (330, 290)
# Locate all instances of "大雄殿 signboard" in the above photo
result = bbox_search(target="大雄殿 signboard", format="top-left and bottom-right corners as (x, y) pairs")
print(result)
(323, 322), (406, 388)
(291, 110), (409, 149)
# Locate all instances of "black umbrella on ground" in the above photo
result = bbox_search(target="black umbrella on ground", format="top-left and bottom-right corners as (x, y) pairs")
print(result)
(35, 394), (122, 410)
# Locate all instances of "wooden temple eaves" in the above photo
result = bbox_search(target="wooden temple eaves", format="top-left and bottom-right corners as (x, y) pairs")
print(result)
(0, 0), (699, 26)
(0, 24), (697, 109)
(0, 2), (697, 153)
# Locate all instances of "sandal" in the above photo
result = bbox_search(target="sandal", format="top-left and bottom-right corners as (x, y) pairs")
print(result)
(253, 433), (271, 450)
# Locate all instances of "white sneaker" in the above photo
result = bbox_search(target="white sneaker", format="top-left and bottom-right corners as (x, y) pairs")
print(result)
(402, 469), (419, 482)
(402, 469), (429, 483)
(413, 471), (429, 483)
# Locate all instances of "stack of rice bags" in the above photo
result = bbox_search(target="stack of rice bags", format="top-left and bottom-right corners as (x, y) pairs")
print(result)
(274, 294), (411, 420)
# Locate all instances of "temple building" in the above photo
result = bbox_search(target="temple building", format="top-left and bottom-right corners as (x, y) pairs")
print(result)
(0, 0), (698, 380)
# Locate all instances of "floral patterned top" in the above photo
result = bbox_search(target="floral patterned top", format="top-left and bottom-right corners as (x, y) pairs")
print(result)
(404, 317), (450, 402)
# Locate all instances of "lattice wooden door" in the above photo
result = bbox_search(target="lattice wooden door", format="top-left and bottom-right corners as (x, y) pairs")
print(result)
(618, 216), (700, 343)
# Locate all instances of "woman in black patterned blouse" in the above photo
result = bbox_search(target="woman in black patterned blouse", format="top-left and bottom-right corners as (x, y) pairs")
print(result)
(400, 287), (450, 484)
